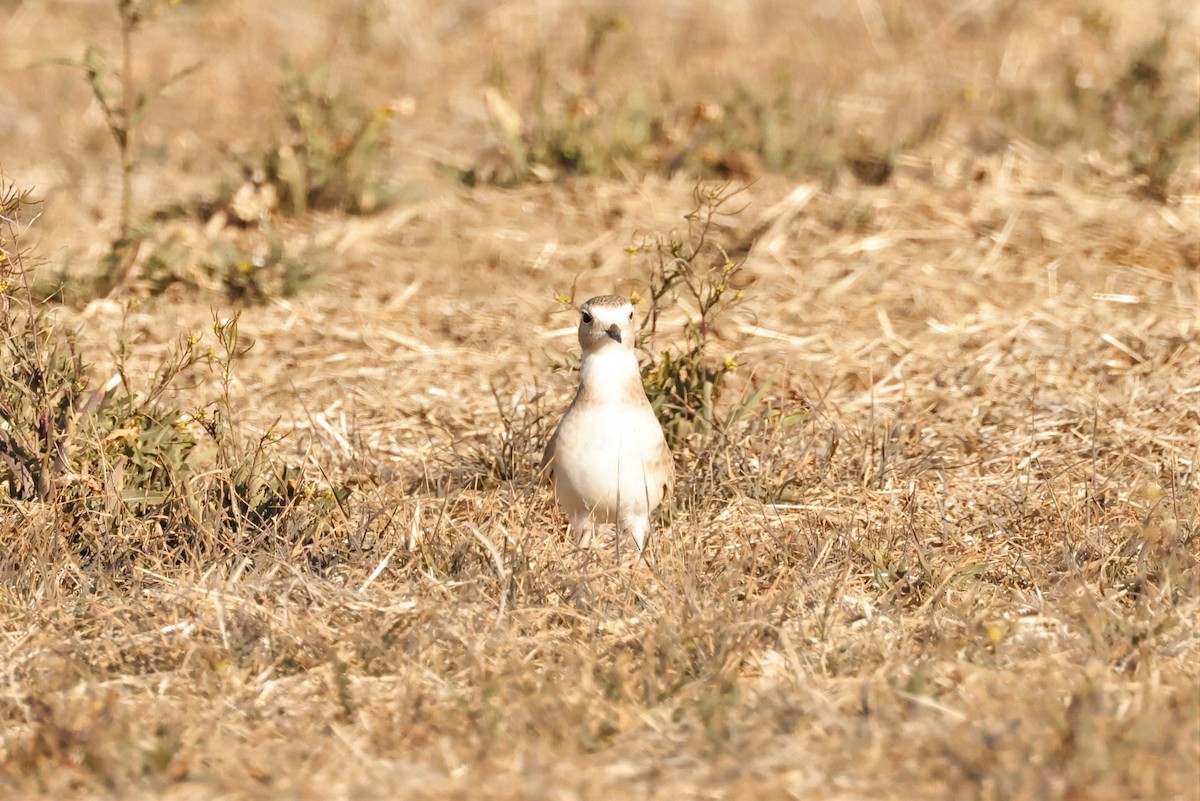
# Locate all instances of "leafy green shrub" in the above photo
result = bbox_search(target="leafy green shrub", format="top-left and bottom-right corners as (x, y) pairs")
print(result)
(996, 22), (1198, 201)
(52, 6), (388, 304)
(50, 0), (199, 295)
(0, 183), (91, 503)
(89, 54), (399, 303)
(0, 177), (345, 569)
(630, 184), (750, 446)
(137, 220), (327, 302)
(262, 56), (399, 216)
(453, 17), (838, 185)
(630, 184), (809, 506)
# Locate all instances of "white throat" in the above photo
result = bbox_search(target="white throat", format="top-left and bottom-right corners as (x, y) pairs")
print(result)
(578, 346), (643, 404)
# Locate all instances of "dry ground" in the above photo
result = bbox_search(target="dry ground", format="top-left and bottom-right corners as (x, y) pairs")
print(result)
(1, 1), (1198, 799)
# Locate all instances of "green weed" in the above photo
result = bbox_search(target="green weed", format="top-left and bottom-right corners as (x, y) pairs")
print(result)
(455, 18), (839, 185)
(998, 21), (1198, 200)
(262, 56), (399, 216)
(632, 184), (751, 445)
(0, 177), (345, 570)
(51, 0), (198, 295)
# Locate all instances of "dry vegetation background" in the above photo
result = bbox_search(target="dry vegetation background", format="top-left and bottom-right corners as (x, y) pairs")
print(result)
(1, 0), (1198, 799)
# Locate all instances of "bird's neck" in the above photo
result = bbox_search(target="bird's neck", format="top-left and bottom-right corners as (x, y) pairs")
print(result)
(577, 347), (645, 405)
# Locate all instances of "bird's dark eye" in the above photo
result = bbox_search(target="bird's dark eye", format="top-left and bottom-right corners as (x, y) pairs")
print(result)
(628, 310), (634, 320)
(581, 310), (592, 324)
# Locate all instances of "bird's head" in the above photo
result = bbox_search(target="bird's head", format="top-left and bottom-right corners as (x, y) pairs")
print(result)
(577, 295), (636, 355)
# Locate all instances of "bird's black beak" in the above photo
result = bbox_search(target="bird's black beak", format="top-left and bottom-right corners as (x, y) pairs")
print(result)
(605, 325), (622, 343)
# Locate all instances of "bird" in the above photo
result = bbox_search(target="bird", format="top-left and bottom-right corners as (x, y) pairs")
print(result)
(541, 294), (674, 552)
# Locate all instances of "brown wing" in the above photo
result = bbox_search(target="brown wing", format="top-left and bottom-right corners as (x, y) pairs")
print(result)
(650, 436), (675, 501)
(539, 428), (558, 487)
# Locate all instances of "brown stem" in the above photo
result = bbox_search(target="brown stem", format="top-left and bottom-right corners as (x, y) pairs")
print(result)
(119, 14), (135, 242)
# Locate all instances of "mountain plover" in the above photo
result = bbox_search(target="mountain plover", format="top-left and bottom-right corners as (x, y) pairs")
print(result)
(542, 295), (674, 551)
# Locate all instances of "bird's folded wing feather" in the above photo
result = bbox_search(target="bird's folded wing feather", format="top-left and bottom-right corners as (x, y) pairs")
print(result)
(539, 430), (558, 485)
(651, 438), (675, 496)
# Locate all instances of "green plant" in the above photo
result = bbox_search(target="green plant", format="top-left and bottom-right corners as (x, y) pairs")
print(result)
(263, 56), (398, 216)
(998, 21), (1198, 201)
(0, 184), (83, 502)
(457, 20), (839, 186)
(630, 184), (749, 445)
(1114, 32), (1199, 202)
(0, 181), (198, 512)
(50, 16), (386, 304)
(52, 0), (198, 293)
(0, 176), (345, 566)
(197, 312), (348, 541)
(137, 221), (327, 302)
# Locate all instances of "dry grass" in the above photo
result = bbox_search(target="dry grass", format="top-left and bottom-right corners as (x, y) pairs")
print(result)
(1, 1), (1198, 799)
